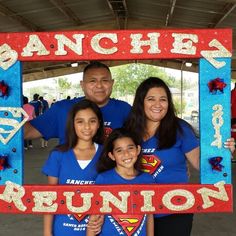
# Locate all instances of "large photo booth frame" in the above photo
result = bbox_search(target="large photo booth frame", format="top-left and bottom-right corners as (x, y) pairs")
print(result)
(0, 29), (233, 215)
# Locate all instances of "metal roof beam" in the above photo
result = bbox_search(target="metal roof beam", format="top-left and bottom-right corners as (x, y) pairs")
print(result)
(165, 0), (177, 26)
(106, 0), (128, 29)
(211, 3), (236, 28)
(49, 0), (82, 26)
(0, 3), (42, 31)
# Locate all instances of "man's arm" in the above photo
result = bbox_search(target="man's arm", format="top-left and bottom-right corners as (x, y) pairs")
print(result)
(24, 121), (43, 139)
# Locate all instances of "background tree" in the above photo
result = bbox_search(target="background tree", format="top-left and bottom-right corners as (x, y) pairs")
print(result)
(54, 77), (72, 99)
(56, 77), (72, 91)
(111, 63), (190, 116)
(111, 63), (177, 97)
(72, 82), (84, 98)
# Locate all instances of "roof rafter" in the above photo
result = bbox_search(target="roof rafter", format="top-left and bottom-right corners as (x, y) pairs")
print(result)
(49, 0), (83, 26)
(165, 0), (177, 26)
(210, 2), (236, 28)
(0, 2), (42, 31)
(106, 0), (128, 29)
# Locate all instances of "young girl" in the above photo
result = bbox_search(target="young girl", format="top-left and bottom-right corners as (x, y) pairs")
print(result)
(42, 99), (104, 236)
(87, 128), (154, 236)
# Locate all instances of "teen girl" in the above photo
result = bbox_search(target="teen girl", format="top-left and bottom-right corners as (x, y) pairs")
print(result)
(42, 99), (104, 236)
(87, 128), (154, 236)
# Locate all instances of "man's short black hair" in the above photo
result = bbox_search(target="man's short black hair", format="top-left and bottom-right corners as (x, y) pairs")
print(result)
(83, 61), (110, 74)
(33, 93), (39, 100)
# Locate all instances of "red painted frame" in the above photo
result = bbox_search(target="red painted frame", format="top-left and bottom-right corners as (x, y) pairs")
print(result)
(0, 28), (233, 214)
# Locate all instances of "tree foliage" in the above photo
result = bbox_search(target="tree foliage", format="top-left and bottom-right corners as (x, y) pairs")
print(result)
(56, 77), (72, 91)
(72, 83), (84, 97)
(110, 63), (177, 97)
(110, 63), (193, 115)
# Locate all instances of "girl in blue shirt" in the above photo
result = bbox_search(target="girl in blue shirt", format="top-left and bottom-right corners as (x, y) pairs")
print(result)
(42, 99), (104, 236)
(87, 128), (154, 236)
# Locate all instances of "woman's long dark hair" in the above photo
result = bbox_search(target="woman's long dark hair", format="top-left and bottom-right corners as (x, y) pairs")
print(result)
(57, 99), (104, 152)
(97, 128), (142, 173)
(125, 77), (181, 149)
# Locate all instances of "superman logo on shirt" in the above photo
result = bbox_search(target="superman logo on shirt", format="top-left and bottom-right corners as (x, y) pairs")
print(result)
(141, 154), (163, 176)
(72, 213), (88, 222)
(111, 215), (146, 236)
(104, 126), (113, 138)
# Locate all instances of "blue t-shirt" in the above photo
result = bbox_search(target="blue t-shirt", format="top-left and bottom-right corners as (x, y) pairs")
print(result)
(30, 97), (131, 144)
(141, 119), (199, 218)
(141, 119), (199, 184)
(96, 169), (154, 236)
(42, 144), (102, 236)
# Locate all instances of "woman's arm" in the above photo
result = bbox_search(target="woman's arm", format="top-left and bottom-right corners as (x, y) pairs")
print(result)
(186, 137), (235, 171)
(146, 214), (154, 236)
(32, 109), (36, 119)
(44, 176), (58, 236)
(185, 146), (200, 171)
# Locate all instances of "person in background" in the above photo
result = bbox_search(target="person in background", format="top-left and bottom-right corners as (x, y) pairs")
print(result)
(87, 128), (154, 236)
(124, 77), (235, 236)
(66, 95), (71, 100)
(24, 61), (131, 144)
(39, 96), (49, 148)
(231, 82), (236, 161)
(23, 96), (36, 150)
(51, 99), (56, 106)
(29, 93), (41, 117)
(39, 96), (49, 114)
(42, 99), (104, 236)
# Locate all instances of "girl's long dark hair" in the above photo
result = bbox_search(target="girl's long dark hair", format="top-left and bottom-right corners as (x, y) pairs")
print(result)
(57, 99), (104, 152)
(125, 77), (182, 149)
(97, 128), (142, 173)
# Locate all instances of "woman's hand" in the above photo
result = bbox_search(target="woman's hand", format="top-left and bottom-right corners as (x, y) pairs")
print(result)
(224, 138), (235, 156)
(87, 215), (104, 235)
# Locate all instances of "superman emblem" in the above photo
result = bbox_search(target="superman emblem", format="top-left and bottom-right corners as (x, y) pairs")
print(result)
(104, 126), (112, 138)
(141, 154), (161, 174)
(0, 107), (28, 144)
(73, 213), (87, 222)
(112, 215), (145, 236)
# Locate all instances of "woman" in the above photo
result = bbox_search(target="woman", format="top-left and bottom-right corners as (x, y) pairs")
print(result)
(23, 96), (36, 150)
(125, 77), (235, 236)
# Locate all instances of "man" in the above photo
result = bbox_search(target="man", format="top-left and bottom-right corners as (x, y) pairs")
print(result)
(39, 96), (49, 114)
(38, 96), (49, 148)
(24, 62), (131, 144)
(23, 96), (36, 149)
(29, 93), (41, 117)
